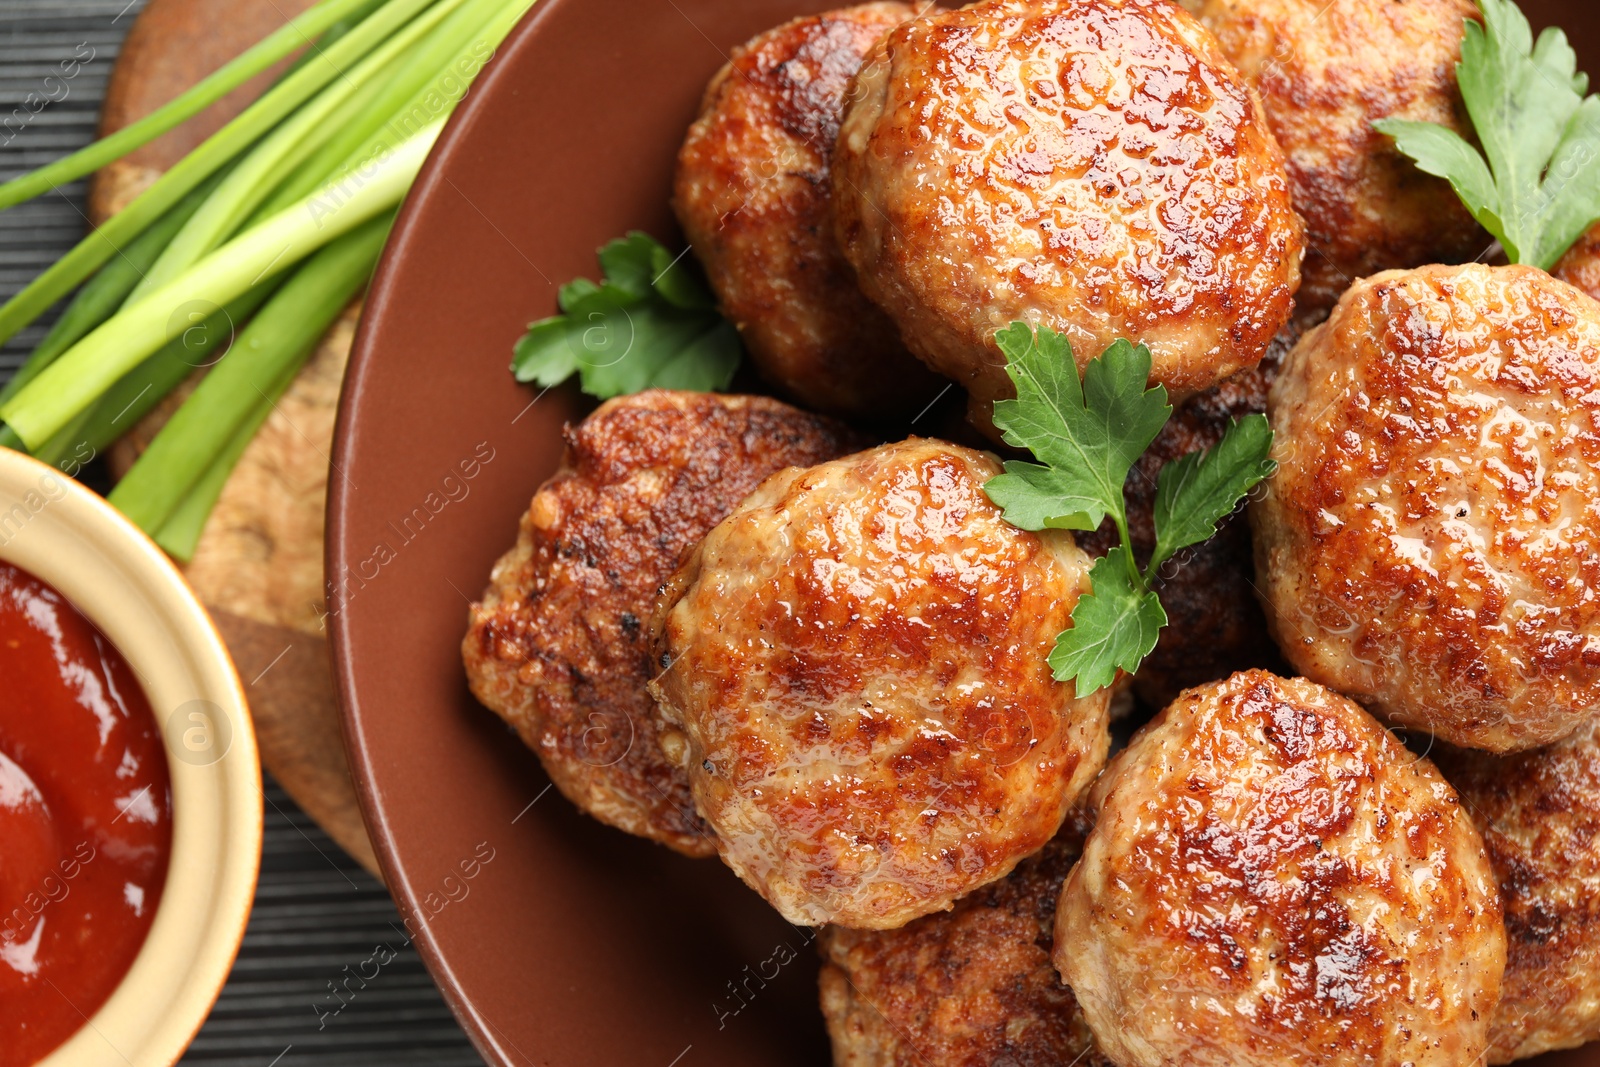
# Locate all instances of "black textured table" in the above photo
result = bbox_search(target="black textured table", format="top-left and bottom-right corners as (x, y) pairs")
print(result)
(0, 3), (484, 1063)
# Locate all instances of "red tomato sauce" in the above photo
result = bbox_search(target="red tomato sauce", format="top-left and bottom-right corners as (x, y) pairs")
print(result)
(0, 561), (172, 1065)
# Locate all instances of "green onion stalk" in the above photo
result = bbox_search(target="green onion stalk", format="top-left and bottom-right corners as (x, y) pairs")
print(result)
(0, 0), (445, 351)
(1, 117), (442, 448)
(258, 0), (516, 218)
(0, 0), (377, 211)
(114, 212), (396, 558)
(0, 167), (233, 414)
(0, 0), (379, 421)
(28, 285), (278, 466)
(0, 0), (536, 550)
(129, 0), (474, 299)
(0, 0), (438, 451)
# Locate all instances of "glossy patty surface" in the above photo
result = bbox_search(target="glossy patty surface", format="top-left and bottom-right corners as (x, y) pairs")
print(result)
(673, 3), (944, 421)
(1556, 222), (1600, 304)
(462, 390), (861, 855)
(1179, 0), (1484, 317)
(832, 0), (1303, 419)
(1436, 719), (1600, 1063)
(1254, 264), (1600, 752)
(650, 440), (1110, 928)
(819, 809), (1112, 1066)
(1056, 670), (1505, 1067)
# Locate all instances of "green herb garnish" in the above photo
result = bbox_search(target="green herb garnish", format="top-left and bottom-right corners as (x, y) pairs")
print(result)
(1375, 0), (1600, 270)
(984, 324), (1275, 695)
(513, 232), (740, 398)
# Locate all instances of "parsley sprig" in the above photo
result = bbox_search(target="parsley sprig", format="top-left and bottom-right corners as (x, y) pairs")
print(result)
(513, 232), (741, 397)
(1375, 0), (1600, 270)
(984, 324), (1275, 695)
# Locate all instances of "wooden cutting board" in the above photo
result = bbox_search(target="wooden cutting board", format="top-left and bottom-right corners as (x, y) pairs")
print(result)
(91, 0), (380, 876)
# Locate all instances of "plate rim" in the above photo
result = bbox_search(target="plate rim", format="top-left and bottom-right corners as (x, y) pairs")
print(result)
(325, 4), (1600, 1066)
(325, 1), (578, 1062)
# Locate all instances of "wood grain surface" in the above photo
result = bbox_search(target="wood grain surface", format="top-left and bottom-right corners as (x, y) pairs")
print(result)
(91, 0), (380, 877)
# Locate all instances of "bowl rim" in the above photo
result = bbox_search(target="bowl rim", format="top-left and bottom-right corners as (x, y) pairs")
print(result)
(0, 446), (263, 1067)
(325, 0), (1600, 1064)
(326, 2), (580, 1062)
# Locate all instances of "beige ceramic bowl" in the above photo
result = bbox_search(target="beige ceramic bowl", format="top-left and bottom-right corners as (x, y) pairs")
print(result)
(0, 447), (261, 1066)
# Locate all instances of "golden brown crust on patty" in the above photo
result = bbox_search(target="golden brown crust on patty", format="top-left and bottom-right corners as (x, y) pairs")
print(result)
(832, 0), (1303, 421)
(1179, 0), (1486, 317)
(650, 440), (1110, 927)
(462, 390), (863, 856)
(1435, 719), (1600, 1063)
(673, 4), (945, 421)
(1253, 264), (1600, 753)
(1554, 222), (1600, 304)
(1057, 670), (1505, 1067)
(819, 809), (1113, 1067)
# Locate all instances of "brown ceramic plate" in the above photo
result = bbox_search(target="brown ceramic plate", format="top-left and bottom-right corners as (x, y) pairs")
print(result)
(329, 0), (1600, 1064)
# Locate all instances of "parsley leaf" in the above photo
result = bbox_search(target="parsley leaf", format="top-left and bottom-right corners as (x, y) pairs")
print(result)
(596, 231), (660, 299)
(982, 325), (1275, 695)
(1048, 547), (1167, 694)
(1374, 0), (1600, 269)
(512, 318), (578, 388)
(512, 231), (739, 398)
(987, 324), (1170, 532)
(1150, 414), (1276, 575)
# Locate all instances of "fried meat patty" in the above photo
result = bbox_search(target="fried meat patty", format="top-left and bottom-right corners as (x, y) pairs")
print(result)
(1179, 0), (1486, 316)
(1253, 264), (1600, 752)
(463, 390), (861, 856)
(819, 809), (1112, 1067)
(650, 439), (1110, 928)
(1057, 670), (1505, 1067)
(673, 3), (945, 421)
(1436, 719), (1600, 1063)
(1555, 222), (1600, 303)
(832, 0), (1303, 427)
